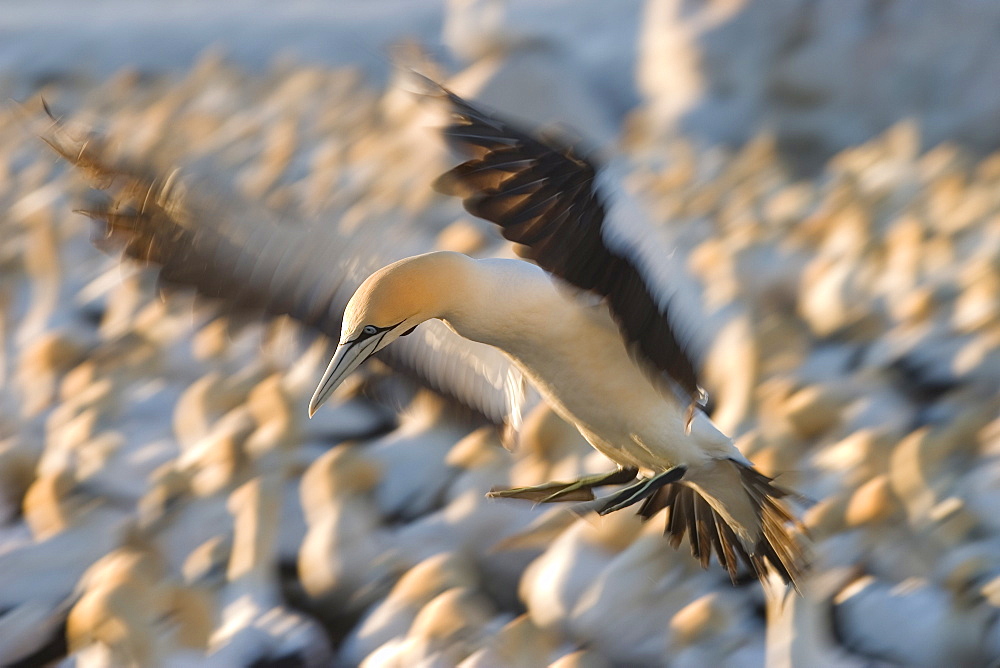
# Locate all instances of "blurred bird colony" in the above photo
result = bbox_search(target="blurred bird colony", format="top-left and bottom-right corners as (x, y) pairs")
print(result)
(0, 1), (998, 667)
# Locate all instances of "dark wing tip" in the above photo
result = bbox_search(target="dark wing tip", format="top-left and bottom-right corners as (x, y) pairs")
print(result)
(431, 167), (469, 198)
(738, 466), (810, 589)
(638, 471), (808, 588)
(404, 70), (450, 106)
(432, 83), (703, 404)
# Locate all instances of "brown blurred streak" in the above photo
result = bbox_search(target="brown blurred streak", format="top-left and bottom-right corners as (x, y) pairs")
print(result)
(37, 108), (526, 431)
(39, 110), (343, 337)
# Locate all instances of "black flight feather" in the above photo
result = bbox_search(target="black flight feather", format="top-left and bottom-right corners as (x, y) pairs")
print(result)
(432, 85), (703, 407)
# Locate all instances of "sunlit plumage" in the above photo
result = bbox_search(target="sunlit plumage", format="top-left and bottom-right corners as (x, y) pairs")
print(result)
(309, 83), (807, 586)
(44, 81), (805, 587)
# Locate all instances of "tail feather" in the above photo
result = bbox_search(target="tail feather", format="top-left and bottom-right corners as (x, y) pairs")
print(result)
(638, 461), (806, 587)
(691, 494), (714, 569)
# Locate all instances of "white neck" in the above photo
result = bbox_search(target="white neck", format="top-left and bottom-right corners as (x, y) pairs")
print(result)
(438, 257), (559, 351)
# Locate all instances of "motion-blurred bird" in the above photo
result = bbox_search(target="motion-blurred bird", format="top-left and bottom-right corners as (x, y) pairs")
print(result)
(45, 79), (805, 585)
(38, 106), (528, 440)
(309, 82), (806, 585)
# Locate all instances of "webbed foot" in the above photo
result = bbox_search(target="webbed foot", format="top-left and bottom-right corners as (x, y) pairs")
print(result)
(594, 466), (687, 515)
(488, 467), (640, 503)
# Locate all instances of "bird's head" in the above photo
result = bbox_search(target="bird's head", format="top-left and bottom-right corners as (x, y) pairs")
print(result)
(308, 251), (469, 416)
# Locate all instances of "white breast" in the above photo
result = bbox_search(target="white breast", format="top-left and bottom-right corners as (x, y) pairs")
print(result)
(447, 258), (736, 472)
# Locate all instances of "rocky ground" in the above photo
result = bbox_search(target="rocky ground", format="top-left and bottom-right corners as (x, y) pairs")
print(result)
(0, 45), (997, 668)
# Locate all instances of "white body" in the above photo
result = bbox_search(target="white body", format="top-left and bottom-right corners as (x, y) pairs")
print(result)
(442, 257), (745, 475)
(313, 250), (801, 579)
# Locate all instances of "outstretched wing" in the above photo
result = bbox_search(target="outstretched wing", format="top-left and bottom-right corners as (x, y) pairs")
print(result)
(432, 85), (704, 408)
(44, 120), (528, 431)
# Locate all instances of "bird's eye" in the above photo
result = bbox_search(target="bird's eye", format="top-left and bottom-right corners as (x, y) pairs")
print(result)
(362, 325), (377, 336)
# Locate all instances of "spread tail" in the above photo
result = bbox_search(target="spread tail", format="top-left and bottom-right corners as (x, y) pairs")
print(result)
(637, 459), (807, 587)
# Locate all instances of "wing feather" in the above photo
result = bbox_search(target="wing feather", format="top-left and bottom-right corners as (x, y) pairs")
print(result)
(45, 122), (529, 429)
(433, 85), (703, 406)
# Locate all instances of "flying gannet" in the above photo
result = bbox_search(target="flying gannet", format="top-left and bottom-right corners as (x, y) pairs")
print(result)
(44, 85), (804, 586)
(309, 83), (806, 586)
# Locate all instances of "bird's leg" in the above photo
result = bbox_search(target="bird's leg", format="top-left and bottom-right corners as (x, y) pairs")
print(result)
(488, 467), (639, 503)
(594, 465), (687, 516)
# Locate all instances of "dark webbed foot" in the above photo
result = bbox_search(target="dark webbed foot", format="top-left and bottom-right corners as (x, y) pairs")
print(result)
(488, 467), (639, 503)
(594, 466), (687, 516)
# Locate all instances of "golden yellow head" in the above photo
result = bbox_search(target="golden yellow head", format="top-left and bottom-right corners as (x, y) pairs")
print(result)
(311, 251), (470, 416)
(341, 252), (464, 339)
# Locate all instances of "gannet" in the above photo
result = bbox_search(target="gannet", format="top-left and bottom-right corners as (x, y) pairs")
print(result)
(45, 86), (804, 585)
(310, 83), (806, 585)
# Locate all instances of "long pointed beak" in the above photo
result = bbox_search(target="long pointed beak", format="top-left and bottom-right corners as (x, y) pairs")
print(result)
(308, 335), (383, 417)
